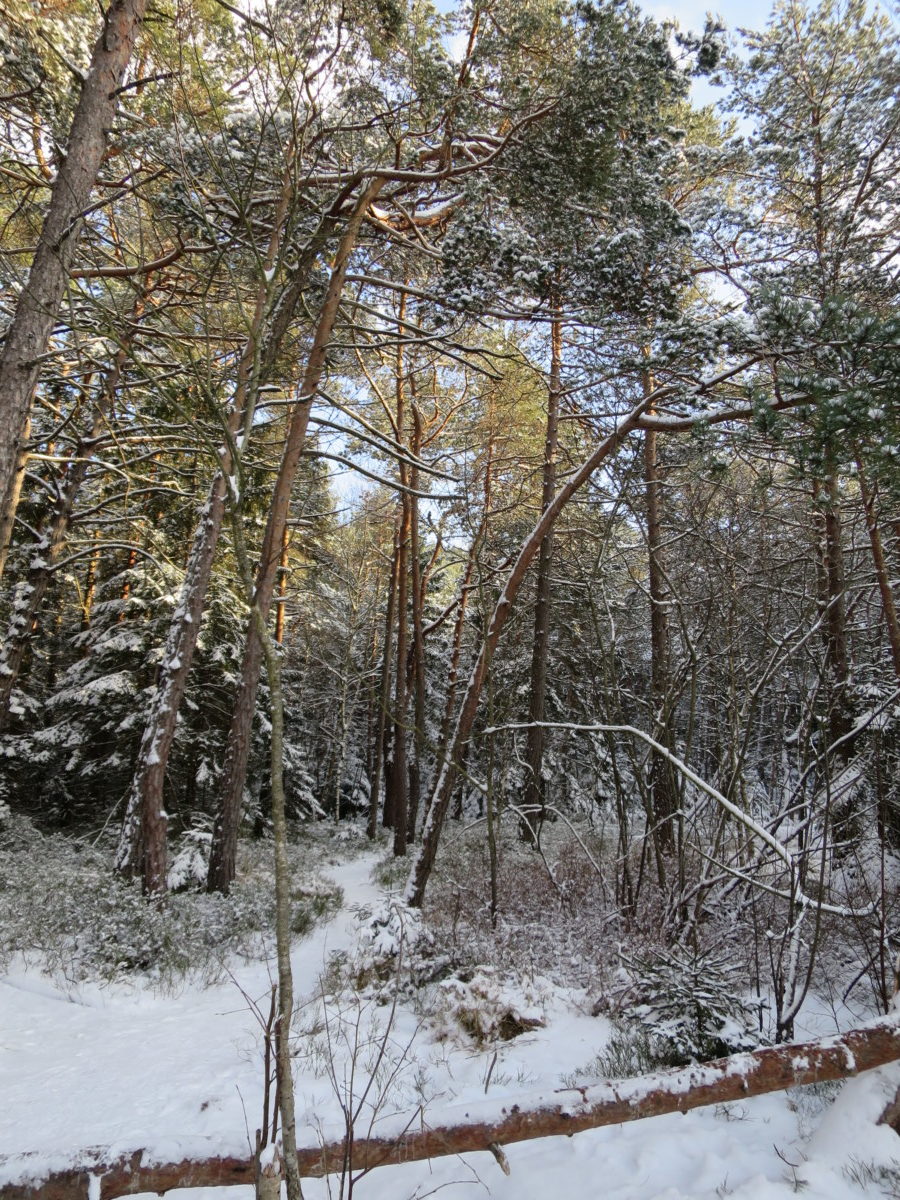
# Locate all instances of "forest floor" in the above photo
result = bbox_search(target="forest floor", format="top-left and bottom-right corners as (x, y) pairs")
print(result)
(2, 826), (900, 1200)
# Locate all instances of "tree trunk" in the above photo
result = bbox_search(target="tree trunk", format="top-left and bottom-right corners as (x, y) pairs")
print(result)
(368, 529), (399, 838)
(254, 612), (304, 1200)
(0, 417), (30, 582)
(434, 437), (494, 798)
(207, 178), (384, 894)
(389, 297), (410, 857)
(118, 177), (353, 893)
(406, 390), (657, 908)
(0, 0), (147, 571)
(521, 307), (562, 846)
(6, 1015), (900, 1200)
(407, 405), (426, 842)
(643, 368), (678, 856)
(274, 525), (290, 645)
(815, 463), (853, 754)
(856, 456), (900, 682)
(227, 503), (304, 1200)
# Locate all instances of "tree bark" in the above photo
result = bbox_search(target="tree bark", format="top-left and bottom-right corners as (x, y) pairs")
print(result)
(274, 525), (291, 645)
(389, 296), (410, 857)
(207, 178), (384, 894)
(368, 528), (399, 838)
(406, 389), (658, 908)
(814, 463), (853, 753)
(254, 609), (304, 1200)
(521, 307), (562, 846)
(643, 368), (678, 855)
(118, 179), (352, 893)
(5, 1015), (899, 1200)
(407, 405), (427, 842)
(0, 0), (147, 572)
(856, 456), (900, 682)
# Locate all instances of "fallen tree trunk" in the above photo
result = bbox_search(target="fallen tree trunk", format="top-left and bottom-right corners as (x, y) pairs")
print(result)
(3, 1016), (898, 1199)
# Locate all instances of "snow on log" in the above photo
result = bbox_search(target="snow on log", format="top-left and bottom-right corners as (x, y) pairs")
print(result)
(3, 1016), (900, 1199)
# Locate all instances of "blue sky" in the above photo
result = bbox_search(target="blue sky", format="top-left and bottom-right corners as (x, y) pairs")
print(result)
(436, 0), (779, 111)
(642, 0), (774, 109)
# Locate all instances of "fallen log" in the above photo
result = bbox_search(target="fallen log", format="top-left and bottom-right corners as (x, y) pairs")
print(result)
(3, 1015), (899, 1200)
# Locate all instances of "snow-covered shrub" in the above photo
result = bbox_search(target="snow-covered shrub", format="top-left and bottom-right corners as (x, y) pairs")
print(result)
(611, 946), (764, 1067)
(0, 822), (341, 986)
(562, 1024), (659, 1085)
(371, 849), (413, 891)
(419, 818), (635, 995)
(167, 828), (211, 892)
(434, 967), (547, 1046)
(338, 899), (454, 1001)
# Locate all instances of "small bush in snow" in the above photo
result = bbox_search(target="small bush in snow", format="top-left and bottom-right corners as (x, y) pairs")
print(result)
(337, 899), (454, 1002)
(611, 946), (764, 1067)
(562, 1024), (659, 1085)
(435, 967), (547, 1046)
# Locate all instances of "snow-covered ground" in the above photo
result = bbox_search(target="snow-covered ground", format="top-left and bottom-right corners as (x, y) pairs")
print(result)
(3, 847), (900, 1199)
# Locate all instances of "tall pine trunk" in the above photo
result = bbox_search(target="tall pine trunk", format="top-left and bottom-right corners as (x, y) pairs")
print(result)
(207, 179), (383, 894)
(521, 307), (562, 845)
(856, 455), (900, 682)
(389, 297), (410, 857)
(368, 529), (399, 838)
(0, 0), (147, 572)
(406, 405), (427, 842)
(643, 367), (678, 858)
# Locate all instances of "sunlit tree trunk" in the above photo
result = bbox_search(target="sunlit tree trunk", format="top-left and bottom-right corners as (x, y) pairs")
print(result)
(407, 392), (656, 907)
(0, 0), (147, 573)
(368, 528), (398, 837)
(407, 405), (427, 842)
(207, 179), (383, 894)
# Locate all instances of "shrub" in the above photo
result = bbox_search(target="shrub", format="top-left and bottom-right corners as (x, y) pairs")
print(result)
(611, 946), (765, 1067)
(0, 819), (341, 987)
(436, 967), (547, 1045)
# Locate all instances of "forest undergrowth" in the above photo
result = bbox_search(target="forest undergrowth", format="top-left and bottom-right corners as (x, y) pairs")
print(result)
(3, 798), (898, 1076)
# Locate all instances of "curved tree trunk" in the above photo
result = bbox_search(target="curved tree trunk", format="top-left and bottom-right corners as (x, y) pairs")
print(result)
(406, 389), (659, 908)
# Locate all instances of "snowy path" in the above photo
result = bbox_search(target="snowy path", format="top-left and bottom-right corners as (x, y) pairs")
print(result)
(3, 848), (900, 1200)
(0, 851), (384, 1169)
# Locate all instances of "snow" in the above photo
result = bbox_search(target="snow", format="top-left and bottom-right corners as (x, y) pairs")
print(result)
(2, 848), (899, 1200)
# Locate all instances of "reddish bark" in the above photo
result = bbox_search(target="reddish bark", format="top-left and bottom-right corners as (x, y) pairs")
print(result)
(3, 1017), (899, 1199)
(207, 178), (384, 894)
(0, 0), (147, 571)
(521, 306), (562, 846)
